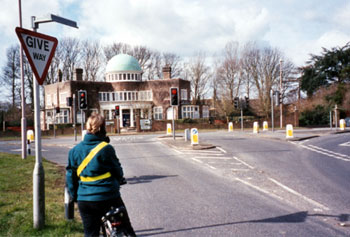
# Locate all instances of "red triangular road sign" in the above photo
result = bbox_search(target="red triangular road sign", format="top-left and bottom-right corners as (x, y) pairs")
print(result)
(15, 27), (58, 85)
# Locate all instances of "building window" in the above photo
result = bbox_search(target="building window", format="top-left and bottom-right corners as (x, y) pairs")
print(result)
(131, 74), (134, 80)
(123, 74), (126, 80)
(57, 109), (69, 124)
(127, 73), (130, 80)
(202, 106), (209, 118)
(154, 107), (163, 120)
(47, 95), (52, 107)
(182, 105), (199, 119)
(181, 89), (188, 100)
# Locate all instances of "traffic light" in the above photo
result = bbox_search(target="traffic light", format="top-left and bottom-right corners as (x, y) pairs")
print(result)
(115, 105), (120, 117)
(234, 97), (239, 109)
(170, 87), (178, 106)
(245, 96), (249, 108)
(55, 107), (60, 113)
(78, 90), (87, 110)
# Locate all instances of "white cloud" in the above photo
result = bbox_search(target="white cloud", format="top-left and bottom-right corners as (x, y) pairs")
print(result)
(1, 0), (350, 101)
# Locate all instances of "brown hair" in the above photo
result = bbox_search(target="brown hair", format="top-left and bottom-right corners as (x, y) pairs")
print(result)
(86, 113), (105, 134)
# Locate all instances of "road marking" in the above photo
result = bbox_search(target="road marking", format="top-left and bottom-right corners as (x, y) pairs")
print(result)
(194, 156), (232, 160)
(308, 145), (350, 159)
(11, 148), (48, 152)
(216, 147), (227, 153)
(192, 158), (203, 164)
(268, 177), (329, 211)
(339, 141), (350, 146)
(236, 178), (284, 201)
(232, 156), (254, 169)
(181, 150), (224, 154)
(300, 144), (350, 162)
(206, 164), (217, 170)
(231, 168), (250, 172)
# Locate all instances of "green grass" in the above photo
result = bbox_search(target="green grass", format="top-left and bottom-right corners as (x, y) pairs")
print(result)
(0, 153), (83, 236)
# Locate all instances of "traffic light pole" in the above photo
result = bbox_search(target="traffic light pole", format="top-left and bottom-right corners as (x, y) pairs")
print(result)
(271, 90), (274, 132)
(240, 106), (244, 131)
(172, 106), (175, 140)
(73, 94), (77, 141)
(53, 109), (56, 138)
(81, 109), (84, 137)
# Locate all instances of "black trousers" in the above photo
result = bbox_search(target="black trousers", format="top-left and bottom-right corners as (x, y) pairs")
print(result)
(78, 196), (136, 237)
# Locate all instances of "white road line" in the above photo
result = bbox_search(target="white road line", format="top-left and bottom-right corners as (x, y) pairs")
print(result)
(300, 144), (350, 162)
(236, 178), (284, 201)
(206, 164), (217, 170)
(268, 177), (329, 211)
(192, 158), (203, 164)
(231, 168), (250, 172)
(11, 149), (48, 152)
(340, 141), (350, 146)
(194, 156), (232, 160)
(216, 147), (227, 153)
(181, 150), (223, 154)
(308, 145), (350, 159)
(232, 156), (255, 169)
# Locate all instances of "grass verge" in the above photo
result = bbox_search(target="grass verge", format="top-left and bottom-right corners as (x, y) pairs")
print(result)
(0, 152), (83, 236)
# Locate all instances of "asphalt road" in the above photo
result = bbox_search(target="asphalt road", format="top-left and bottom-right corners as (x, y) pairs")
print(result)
(0, 131), (349, 236)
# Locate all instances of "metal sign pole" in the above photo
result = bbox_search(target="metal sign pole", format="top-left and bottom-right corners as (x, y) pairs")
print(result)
(33, 73), (45, 229)
(32, 18), (45, 230)
(18, 0), (27, 159)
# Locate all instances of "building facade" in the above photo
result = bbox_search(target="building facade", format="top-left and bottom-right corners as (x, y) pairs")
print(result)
(42, 54), (208, 130)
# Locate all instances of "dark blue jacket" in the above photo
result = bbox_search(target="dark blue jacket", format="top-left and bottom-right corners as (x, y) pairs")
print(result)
(66, 133), (124, 201)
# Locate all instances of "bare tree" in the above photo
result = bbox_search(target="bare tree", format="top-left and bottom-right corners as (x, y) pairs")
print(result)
(103, 42), (132, 62)
(81, 39), (102, 81)
(185, 51), (211, 104)
(241, 43), (296, 118)
(60, 38), (81, 81)
(1, 45), (20, 107)
(217, 42), (242, 105)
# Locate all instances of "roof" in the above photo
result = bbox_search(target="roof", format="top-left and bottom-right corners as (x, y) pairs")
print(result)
(106, 54), (142, 73)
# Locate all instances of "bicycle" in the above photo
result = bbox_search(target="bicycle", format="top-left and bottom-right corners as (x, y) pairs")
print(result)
(100, 178), (132, 237)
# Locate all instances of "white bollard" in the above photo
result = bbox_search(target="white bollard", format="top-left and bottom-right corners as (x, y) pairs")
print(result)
(253, 122), (259, 134)
(166, 123), (172, 135)
(82, 130), (87, 141)
(191, 128), (199, 145)
(263, 121), (268, 131)
(228, 122), (233, 132)
(286, 124), (293, 138)
(27, 129), (34, 142)
(340, 119), (345, 130)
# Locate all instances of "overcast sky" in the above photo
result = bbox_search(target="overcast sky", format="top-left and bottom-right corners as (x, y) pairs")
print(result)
(1, 0), (350, 101)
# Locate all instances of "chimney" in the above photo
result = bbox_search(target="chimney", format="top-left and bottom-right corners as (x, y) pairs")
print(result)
(73, 68), (83, 81)
(162, 65), (171, 79)
(58, 69), (63, 82)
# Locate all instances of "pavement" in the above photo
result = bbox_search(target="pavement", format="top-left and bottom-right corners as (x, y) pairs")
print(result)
(158, 128), (350, 150)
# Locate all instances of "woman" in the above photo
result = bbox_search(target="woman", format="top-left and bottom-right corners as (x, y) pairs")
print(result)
(66, 113), (136, 236)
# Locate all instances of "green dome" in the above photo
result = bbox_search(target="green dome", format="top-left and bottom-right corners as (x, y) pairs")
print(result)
(106, 54), (142, 73)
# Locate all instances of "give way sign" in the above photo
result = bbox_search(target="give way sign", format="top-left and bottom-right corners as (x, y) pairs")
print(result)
(15, 27), (58, 85)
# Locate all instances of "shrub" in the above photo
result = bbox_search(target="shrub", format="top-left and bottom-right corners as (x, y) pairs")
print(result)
(299, 105), (330, 126)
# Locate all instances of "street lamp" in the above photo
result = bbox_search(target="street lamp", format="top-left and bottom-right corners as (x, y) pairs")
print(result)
(31, 14), (78, 230)
(279, 59), (283, 128)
